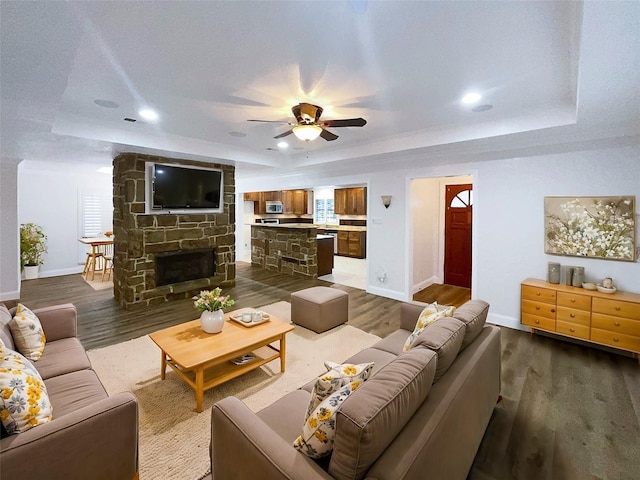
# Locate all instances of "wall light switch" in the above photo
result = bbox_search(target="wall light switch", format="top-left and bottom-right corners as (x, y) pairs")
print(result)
(372, 217), (383, 224)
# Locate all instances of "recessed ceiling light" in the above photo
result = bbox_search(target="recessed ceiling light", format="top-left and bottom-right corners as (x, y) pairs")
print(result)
(277, 142), (288, 148)
(461, 92), (482, 104)
(138, 109), (158, 121)
(94, 99), (120, 108)
(472, 104), (493, 112)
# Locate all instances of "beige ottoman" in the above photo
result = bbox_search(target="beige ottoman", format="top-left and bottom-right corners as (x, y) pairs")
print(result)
(290, 287), (349, 333)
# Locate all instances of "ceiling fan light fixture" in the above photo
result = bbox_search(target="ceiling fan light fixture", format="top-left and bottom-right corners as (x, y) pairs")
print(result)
(292, 124), (322, 141)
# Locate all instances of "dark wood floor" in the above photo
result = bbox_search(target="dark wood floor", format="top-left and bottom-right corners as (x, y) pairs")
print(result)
(15, 263), (640, 479)
(413, 282), (471, 306)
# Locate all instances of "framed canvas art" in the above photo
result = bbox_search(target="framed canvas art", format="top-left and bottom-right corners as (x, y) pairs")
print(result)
(544, 196), (636, 261)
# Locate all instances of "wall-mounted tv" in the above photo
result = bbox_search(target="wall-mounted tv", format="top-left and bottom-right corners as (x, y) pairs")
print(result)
(145, 162), (224, 214)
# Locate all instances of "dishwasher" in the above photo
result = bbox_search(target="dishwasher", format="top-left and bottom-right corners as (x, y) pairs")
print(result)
(324, 230), (338, 254)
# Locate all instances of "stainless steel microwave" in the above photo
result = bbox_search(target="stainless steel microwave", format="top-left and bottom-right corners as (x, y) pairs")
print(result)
(265, 201), (283, 213)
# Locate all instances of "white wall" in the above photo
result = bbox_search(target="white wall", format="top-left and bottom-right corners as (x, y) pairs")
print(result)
(410, 177), (440, 291)
(17, 161), (113, 278)
(0, 159), (21, 300)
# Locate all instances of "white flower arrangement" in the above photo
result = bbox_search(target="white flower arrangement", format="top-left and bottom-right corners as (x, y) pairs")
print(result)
(192, 288), (235, 312)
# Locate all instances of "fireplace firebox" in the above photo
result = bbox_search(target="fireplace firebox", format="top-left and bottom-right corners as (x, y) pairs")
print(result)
(155, 249), (216, 286)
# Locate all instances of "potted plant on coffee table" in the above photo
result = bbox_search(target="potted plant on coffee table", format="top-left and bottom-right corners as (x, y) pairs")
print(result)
(193, 288), (235, 334)
(20, 223), (47, 279)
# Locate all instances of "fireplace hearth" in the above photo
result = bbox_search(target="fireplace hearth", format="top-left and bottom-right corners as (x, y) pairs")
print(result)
(156, 249), (216, 287)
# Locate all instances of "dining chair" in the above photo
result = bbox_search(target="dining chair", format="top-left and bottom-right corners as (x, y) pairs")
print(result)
(101, 243), (114, 281)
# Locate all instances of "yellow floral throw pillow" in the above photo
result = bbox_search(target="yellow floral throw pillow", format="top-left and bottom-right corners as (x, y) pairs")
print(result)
(303, 361), (374, 422)
(293, 380), (364, 458)
(9, 304), (46, 361)
(403, 302), (456, 352)
(0, 343), (53, 435)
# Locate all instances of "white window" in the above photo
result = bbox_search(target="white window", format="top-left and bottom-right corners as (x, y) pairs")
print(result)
(315, 198), (337, 224)
(82, 194), (103, 236)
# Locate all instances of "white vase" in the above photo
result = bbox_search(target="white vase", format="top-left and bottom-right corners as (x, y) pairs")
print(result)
(200, 309), (225, 334)
(23, 265), (39, 280)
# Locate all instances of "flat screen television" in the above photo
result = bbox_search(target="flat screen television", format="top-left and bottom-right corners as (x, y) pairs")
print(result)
(145, 162), (224, 214)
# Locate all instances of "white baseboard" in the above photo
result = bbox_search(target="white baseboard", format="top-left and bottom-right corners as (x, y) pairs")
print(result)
(487, 312), (527, 331)
(37, 266), (84, 278)
(366, 285), (408, 302)
(0, 290), (20, 302)
(412, 276), (439, 293)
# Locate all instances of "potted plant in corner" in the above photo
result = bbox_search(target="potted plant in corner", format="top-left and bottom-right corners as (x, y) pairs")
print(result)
(20, 223), (47, 279)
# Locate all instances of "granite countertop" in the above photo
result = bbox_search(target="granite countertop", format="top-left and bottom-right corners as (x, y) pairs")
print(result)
(252, 223), (366, 232)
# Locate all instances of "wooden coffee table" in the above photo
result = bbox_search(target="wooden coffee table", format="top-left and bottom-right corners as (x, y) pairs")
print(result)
(149, 308), (294, 412)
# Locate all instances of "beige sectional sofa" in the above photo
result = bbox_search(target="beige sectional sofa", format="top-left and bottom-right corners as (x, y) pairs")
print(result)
(0, 302), (139, 480)
(211, 299), (501, 480)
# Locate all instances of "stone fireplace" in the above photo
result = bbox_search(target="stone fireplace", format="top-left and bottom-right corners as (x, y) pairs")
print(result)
(155, 248), (216, 287)
(112, 153), (235, 309)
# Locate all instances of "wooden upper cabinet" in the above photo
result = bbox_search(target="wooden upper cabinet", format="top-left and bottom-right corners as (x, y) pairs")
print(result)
(262, 191), (282, 202)
(334, 187), (367, 215)
(281, 190), (308, 215)
(243, 192), (260, 202)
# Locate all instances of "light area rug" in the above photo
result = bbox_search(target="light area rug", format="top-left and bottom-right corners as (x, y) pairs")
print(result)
(87, 302), (380, 480)
(83, 278), (113, 291)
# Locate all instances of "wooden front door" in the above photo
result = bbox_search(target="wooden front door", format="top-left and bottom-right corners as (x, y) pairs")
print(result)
(444, 184), (472, 288)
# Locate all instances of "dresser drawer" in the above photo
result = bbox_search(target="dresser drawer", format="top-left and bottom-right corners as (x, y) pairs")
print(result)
(557, 292), (591, 311)
(522, 299), (556, 319)
(557, 306), (590, 326)
(592, 313), (640, 337)
(592, 298), (640, 320)
(591, 328), (640, 353)
(522, 313), (555, 331)
(556, 320), (590, 340)
(522, 285), (556, 304)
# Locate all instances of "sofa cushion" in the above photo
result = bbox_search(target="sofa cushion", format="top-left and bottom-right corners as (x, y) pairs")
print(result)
(0, 304), (15, 351)
(411, 317), (466, 382)
(34, 337), (92, 380)
(403, 302), (455, 352)
(342, 347), (397, 377)
(328, 347), (438, 480)
(44, 369), (108, 418)
(9, 304), (46, 361)
(293, 379), (364, 459)
(257, 389), (311, 443)
(0, 343), (53, 435)
(369, 329), (411, 356)
(303, 361), (374, 421)
(453, 300), (490, 350)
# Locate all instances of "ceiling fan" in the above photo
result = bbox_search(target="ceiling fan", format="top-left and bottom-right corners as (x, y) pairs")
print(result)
(248, 103), (366, 142)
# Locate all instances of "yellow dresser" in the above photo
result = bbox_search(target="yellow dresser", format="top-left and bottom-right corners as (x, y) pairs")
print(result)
(521, 278), (640, 359)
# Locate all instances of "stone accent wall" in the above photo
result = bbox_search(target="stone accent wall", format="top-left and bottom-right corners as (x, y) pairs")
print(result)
(113, 153), (235, 309)
(251, 225), (317, 277)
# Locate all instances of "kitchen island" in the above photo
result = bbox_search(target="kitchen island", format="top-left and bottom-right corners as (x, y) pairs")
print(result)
(251, 224), (323, 278)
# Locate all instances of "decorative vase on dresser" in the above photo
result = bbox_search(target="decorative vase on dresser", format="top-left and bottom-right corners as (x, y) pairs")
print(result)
(521, 278), (640, 363)
(200, 309), (225, 334)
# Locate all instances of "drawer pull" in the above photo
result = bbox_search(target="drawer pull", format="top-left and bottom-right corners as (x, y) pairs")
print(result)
(613, 338), (620, 342)
(535, 319), (540, 324)
(570, 313), (575, 318)
(551, 309), (555, 313)
(535, 306), (540, 310)
(570, 328), (575, 333)
(615, 306), (621, 311)
(614, 322), (621, 327)
(536, 292), (541, 296)
(571, 298), (576, 303)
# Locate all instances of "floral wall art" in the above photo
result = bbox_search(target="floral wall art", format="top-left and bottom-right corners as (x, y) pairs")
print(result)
(544, 196), (636, 262)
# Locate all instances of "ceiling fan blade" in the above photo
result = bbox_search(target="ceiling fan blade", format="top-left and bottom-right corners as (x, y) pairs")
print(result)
(274, 129), (293, 139)
(247, 119), (291, 124)
(321, 118), (367, 128)
(320, 129), (339, 141)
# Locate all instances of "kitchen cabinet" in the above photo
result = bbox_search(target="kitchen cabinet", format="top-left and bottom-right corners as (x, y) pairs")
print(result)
(317, 235), (334, 276)
(337, 230), (366, 258)
(282, 190), (308, 215)
(521, 278), (640, 359)
(334, 187), (367, 215)
(245, 191), (282, 214)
